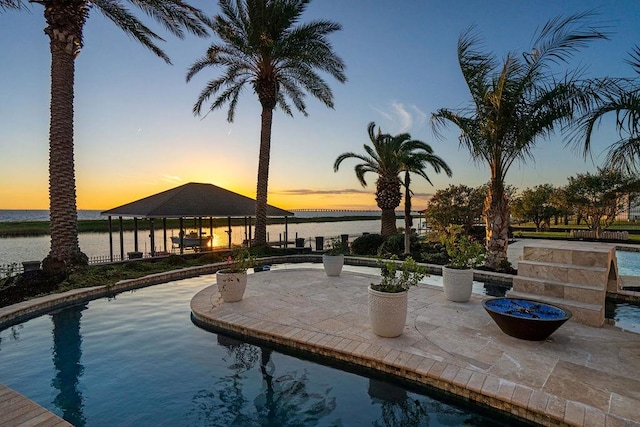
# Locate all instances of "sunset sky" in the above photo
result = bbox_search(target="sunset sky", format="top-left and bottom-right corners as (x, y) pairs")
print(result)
(1, 0), (639, 211)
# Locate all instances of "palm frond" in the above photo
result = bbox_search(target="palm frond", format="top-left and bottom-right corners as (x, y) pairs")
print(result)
(0, 0), (25, 11)
(188, 0), (345, 121)
(126, 0), (211, 38)
(93, 0), (171, 63)
(605, 135), (640, 174)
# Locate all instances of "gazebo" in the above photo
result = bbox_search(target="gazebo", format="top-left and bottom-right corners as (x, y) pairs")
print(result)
(101, 182), (293, 260)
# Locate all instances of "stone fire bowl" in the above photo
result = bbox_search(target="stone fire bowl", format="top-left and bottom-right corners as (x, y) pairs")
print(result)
(482, 297), (572, 341)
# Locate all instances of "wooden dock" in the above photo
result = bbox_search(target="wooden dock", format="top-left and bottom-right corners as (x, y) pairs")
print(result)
(0, 384), (70, 426)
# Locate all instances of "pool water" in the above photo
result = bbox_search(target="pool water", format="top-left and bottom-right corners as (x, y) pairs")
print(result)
(615, 250), (640, 276)
(0, 275), (517, 426)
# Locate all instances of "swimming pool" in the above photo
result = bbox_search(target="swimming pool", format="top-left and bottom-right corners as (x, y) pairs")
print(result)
(0, 274), (519, 426)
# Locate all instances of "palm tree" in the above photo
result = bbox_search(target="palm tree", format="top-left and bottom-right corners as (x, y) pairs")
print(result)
(572, 46), (640, 174)
(432, 13), (607, 269)
(186, 0), (346, 246)
(397, 137), (452, 254)
(1, 0), (210, 271)
(334, 122), (451, 240)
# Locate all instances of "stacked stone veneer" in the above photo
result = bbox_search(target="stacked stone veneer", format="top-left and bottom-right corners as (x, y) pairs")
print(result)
(508, 243), (620, 327)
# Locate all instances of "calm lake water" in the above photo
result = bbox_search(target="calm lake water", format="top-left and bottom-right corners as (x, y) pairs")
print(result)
(0, 210), (410, 265)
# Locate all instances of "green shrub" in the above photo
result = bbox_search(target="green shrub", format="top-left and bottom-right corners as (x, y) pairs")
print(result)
(351, 233), (384, 255)
(163, 255), (188, 266)
(378, 233), (421, 257)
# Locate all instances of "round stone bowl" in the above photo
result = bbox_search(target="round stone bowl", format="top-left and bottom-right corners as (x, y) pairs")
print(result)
(482, 297), (572, 341)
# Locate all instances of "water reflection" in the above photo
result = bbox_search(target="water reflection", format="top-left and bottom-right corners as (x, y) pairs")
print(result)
(50, 305), (86, 427)
(482, 282), (510, 297)
(605, 300), (640, 334)
(190, 334), (338, 425)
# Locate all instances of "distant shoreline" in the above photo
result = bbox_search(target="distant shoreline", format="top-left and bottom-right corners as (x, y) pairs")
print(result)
(0, 215), (397, 238)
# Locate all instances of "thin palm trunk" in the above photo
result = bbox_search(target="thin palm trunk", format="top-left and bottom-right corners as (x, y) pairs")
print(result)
(254, 106), (273, 245)
(45, 23), (86, 270)
(403, 171), (411, 255)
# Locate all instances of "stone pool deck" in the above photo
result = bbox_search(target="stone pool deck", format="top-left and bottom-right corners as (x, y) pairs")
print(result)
(191, 266), (640, 427)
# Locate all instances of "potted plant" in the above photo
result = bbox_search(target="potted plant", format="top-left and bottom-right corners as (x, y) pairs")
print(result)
(323, 237), (347, 276)
(216, 248), (256, 302)
(440, 225), (485, 302)
(368, 256), (426, 337)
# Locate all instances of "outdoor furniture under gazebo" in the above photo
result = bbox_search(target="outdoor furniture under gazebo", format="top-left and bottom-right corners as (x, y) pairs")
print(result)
(101, 182), (293, 261)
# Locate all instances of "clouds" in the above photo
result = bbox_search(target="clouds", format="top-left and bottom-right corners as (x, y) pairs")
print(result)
(373, 102), (427, 133)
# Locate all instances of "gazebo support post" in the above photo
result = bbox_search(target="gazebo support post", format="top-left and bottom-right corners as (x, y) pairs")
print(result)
(209, 217), (213, 251)
(244, 216), (248, 244)
(179, 217), (184, 255)
(108, 216), (113, 262)
(163, 218), (167, 253)
(285, 216), (288, 248)
(150, 219), (156, 257)
(227, 217), (232, 248)
(119, 216), (124, 261)
(134, 217), (139, 252)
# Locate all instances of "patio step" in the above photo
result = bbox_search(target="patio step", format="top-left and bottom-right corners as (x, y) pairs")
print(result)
(516, 260), (608, 287)
(522, 245), (613, 267)
(511, 242), (619, 328)
(512, 276), (605, 305)
(506, 290), (604, 327)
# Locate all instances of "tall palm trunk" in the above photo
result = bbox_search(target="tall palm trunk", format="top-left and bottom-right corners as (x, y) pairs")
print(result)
(484, 177), (509, 269)
(254, 105), (273, 245)
(43, 2), (88, 271)
(403, 171), (412, 255)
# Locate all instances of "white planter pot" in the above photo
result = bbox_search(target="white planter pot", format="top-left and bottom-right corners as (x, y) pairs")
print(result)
(368, 286), (408, 337)
(216, 270), (248, 302)
(442, 266), (474, 302)
(322, 254), (344, 276)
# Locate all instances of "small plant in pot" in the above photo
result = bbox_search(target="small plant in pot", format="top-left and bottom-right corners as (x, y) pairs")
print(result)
(323, 237), (347, 276)
(216, 248), (256, 302)
(440, 225), (485, 302)
(368, 256), (426, 337)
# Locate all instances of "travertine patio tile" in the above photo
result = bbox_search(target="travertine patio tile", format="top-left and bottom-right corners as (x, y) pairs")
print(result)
(609, 393), (640, 421)
(315, 333), (335, 348)
(440, 364), (459, 383)
(335, 338), (353, 352)
(466, 371), (486, 393)
(343, 339), (361, 355)
(528, 390), (550, 413)
(353, 342), (370, 357)
(546, 395), (566, 421)
(307, 332), (326, 344)
(405, 354), (425, 372)
(415, 357), (436, 376)
(564, 401), (586, 426)
(427, 361), (447, 380)
(452, 367), (473, 388)
(512, 385), (533, 408)
(481, 375), (500, 398)
(393, 351), (413, 368)
(383, 349), (401, 365)
(362, 344), (382, 359)
(496, 380), (516, 402)
(584, 406), (606, 427)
